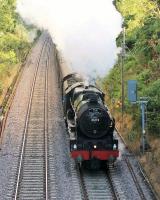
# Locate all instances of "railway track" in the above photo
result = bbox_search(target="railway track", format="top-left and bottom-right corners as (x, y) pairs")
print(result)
(70, 158), (153, 200)
(14, 35), (51, 200)
(80, 168), (117, 200)
(69, 162), (128, 200)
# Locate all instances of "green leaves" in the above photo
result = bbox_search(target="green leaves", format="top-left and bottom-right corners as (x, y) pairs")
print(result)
(145, 80), (160, 135)
(0, 50), (17, 64)
(102, 0), (160, 135)
(0, 0), (16, 33)
(0, 0), (31, 65)
(117, 0), (158, 33)
(0, 0), (32, 100)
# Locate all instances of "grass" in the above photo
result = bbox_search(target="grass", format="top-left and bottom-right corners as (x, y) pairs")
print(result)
(140, 137), (160, 197)
(0, 64), (20, 105)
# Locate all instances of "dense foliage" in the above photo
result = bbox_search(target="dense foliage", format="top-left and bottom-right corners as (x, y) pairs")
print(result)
(0, 0), (32, 95)
(103, 0), (160, 135)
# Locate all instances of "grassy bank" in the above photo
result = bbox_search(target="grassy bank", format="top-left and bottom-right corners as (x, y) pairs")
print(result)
(0, 0), (41, 108)
(102, 0), (160, 197)
(0, 64), (20, 104)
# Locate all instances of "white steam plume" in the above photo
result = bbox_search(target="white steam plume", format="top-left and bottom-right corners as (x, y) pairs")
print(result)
(17, 0), (122, 77)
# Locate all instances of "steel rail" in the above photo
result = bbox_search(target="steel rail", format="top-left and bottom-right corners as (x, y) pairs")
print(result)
(124, 156), (146, 200)
(79, 167), (89, 200)
(14, 37), (49, 200)
(106, 169), (120, 200)
(44, 40), (51, 200)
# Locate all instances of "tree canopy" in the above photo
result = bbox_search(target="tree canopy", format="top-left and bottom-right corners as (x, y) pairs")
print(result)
(0, 0), (35, 99)
(103, 0), (160, 135)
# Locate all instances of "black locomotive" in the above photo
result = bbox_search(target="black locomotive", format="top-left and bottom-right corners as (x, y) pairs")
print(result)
(60, 69), (119, 168)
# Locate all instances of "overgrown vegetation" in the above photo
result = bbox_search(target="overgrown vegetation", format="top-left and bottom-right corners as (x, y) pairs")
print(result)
(0, 0), (40, 103)
(103, 0), (160, 135)
(102, 0), (160, 196)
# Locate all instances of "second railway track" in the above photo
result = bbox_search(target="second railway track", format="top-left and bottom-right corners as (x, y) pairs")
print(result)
(14, 34), (52, 200)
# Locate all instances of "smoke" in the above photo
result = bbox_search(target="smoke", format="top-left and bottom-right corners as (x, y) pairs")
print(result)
(17, 0), (122, 77)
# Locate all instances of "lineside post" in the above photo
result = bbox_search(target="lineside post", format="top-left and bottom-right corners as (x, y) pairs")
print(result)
(121, 27), (126, 130)
(139, 98), (150, 154)
(128, 80), (150, 153)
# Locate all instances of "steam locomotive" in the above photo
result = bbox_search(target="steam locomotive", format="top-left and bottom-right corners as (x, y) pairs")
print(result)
(60, 65), (119, 168)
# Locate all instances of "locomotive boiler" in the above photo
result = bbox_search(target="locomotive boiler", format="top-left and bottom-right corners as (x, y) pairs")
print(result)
(60, 65), (119, 168)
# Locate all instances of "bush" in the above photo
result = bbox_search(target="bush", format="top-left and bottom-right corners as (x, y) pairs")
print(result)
(0, 82), (3, 95)
(102, 0), (160, 136)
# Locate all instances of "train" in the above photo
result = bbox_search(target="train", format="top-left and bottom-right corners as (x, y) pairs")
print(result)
(59, 63), (119, 169)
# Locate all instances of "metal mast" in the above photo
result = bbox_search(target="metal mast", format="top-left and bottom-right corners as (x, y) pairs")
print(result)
(121, 27), (125, 129)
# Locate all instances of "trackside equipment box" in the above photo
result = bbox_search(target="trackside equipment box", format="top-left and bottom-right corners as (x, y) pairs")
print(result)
(128, 80), (137, 103)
